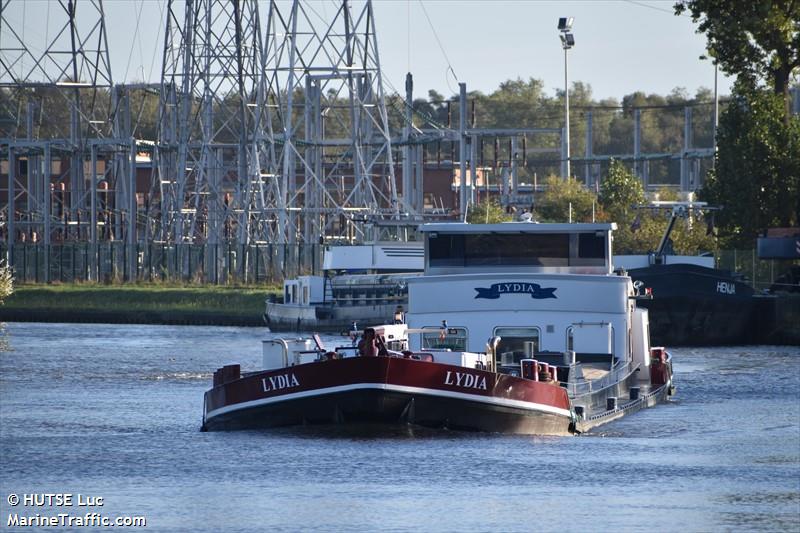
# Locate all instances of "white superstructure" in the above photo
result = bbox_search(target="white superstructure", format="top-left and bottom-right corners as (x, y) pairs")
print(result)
(406, 222), (653, 383)
(322, 242), (424, 272)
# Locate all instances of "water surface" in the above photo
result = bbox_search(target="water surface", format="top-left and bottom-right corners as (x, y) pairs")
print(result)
(1, 323), (798, 532)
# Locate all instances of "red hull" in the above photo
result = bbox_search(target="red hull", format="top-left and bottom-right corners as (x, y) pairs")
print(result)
(203, 357), (574, 435)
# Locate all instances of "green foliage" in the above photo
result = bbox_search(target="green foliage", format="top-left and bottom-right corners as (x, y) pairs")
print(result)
(700, 84), (800, 247)
(535, 176), (597, 223)
(0, 261), (12, 352)
(675, 0), (800, 119)
(594, 161), (715, 254)
(652, 187), (681, 202)
(612, 211), (716, 255)
(3, 284), (272, 317)
(467, 200), (512, 224)
(599, 160), (645, 220)
(612, 212), (665, 255)
(0, 261), (11, 305)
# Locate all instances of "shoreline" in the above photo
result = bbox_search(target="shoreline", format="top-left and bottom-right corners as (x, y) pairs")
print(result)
(0, 284), (278, 328)
(1, 284), (797, 344)
(0, 308), (265, 327)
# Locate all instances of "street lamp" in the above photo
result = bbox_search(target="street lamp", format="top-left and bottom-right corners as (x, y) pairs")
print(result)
(558, 17), (575, 179)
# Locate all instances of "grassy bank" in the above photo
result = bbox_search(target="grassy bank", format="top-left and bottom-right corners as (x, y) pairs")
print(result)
(0, 283), (282, 327)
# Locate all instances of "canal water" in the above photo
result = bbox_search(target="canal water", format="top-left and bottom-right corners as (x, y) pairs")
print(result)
(1, 322), (798, 532)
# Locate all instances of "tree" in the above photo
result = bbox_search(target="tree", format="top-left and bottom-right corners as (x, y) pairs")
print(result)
(0, 261), (11, 304)
(675, 0), (800, 122)
(699, 84), (800, 246)
(0, 261), (12, 353)
(598, 160), (659, 254)
(466, 200), (512, 224)
(612, 209), (716, 256)
(534, 176), (597, 223)
(599, 159), (645, 221)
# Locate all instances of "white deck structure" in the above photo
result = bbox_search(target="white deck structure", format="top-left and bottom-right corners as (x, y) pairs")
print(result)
(405, 223), (653, 381)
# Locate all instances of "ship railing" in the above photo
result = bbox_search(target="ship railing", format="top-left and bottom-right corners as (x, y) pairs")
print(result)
(330, 295), (407, 302)
(565, 361), (636, 397)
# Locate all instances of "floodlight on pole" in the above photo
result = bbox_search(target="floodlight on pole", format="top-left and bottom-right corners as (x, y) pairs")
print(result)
(558, 17), (575, 179)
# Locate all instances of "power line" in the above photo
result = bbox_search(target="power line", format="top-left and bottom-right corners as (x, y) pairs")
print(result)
(573, 99), (728, 110)
(623, 0), (691, 17)
(418, 0), (458, 92)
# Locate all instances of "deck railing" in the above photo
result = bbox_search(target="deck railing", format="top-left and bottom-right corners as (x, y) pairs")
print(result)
(565, 360), (636, 397)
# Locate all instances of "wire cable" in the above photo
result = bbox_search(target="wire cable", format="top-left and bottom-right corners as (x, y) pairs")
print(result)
(407, 0), (411, 74)
(123, 0), (145, 82)
(418, 0), (459, 92)
(624, 0), (691, 17)
(146, 0), (166, 82)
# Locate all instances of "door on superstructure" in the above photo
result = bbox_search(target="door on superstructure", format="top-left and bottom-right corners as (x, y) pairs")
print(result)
(566, 322), (614, 366)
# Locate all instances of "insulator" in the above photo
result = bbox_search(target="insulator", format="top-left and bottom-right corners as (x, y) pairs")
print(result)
(522, 137), (527, 167)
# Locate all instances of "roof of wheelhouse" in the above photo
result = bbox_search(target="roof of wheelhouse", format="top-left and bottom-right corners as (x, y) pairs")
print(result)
(418, 222), (617, 233)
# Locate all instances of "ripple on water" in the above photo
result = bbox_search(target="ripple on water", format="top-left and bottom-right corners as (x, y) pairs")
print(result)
(1, 324), (798, 532)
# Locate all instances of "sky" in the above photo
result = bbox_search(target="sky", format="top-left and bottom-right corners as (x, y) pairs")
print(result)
(2, 0), (732, 102)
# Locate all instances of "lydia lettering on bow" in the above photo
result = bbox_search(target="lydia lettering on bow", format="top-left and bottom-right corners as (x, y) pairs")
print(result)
(262, 373), (300, 392)
(444, 370), (488, 391)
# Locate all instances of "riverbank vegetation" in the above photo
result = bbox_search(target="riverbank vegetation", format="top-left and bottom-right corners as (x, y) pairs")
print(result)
(0, 283), (281, 327)
(0, 261), (12, 304)
(0, 261), (13, 349)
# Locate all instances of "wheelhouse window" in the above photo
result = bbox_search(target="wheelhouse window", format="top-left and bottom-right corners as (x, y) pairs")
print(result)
(428, 232), (606, 268)
(494, 327), (540, 365)
(575, 232), (606, 266)
(428, 234), (465, 267)
(465, 234), (569, 266)
(421, 327), (467, 351)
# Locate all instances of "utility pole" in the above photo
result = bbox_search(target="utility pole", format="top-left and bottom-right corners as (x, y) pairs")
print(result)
(558, 17), (575, 179)
(459, 82), (467, 220)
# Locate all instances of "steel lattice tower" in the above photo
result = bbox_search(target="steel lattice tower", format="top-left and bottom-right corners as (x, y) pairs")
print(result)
(1, 0), (122, 280)
(258, 0), (403, 245)
(155, 0), (404, 248)
(156, 0), (262, 247)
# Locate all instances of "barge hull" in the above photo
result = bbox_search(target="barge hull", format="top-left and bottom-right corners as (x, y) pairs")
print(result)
(203, 387), (571, 435)
(203, 357), (573, 435)
(629, 264), (755, 346)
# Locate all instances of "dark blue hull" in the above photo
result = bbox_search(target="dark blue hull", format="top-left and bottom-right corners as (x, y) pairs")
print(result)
(629, 264), (755, 346)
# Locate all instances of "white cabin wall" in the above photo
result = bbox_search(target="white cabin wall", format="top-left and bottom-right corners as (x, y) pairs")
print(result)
(406, 273), (632, 357)
(282, 280), (299, 304)
(631, 308), (652, 381)
(297, 276), (326, 304)
(323, 246), (374, 270)
(323, 243), (424, 272)
(408, 274), (629, 316)
(408, 309), (627, 355)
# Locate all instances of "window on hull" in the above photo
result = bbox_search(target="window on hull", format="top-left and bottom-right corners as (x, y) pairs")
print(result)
(421, 327), (467, 351)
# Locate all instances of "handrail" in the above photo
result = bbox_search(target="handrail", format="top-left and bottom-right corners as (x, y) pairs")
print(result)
(272, 339), (289, 368)
(566, 360), (637, 397)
